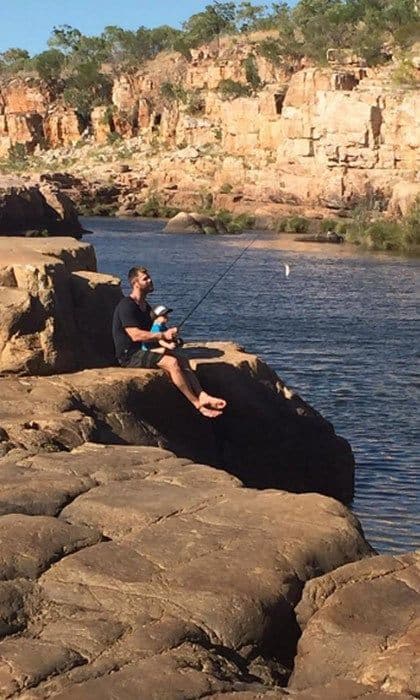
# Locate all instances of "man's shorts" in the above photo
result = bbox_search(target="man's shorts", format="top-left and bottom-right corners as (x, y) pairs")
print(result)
(119, 349), (164, 369)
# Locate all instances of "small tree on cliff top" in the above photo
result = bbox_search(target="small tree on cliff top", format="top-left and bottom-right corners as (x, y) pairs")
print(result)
(101, 24), (182, 70)
(182, 2), (236, 46)
(63, 61), (112, 123)
(0, 48), (31, 74)
(33, 49), (65, 83)
(236, 2), (269, 32)
(47, 25), (82, 54)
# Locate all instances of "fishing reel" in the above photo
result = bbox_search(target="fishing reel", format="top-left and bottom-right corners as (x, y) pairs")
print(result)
(174, 336), (184, 348)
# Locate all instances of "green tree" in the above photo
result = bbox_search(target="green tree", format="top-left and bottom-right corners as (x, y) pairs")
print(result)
(293, 0), (359, 61)
(267, 3), (303, 58)
(183, 2), (236, 46)
(102, 24), (181, 70)
(63, 61), (112, 123)
(47, 25), (82, 54)
(33, 49), (65, 82)
(237, 2), (269, 31)
(0, 48), (31, 74)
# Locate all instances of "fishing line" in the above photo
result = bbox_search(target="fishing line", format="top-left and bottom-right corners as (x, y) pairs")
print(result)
(177, 235), (259, 330)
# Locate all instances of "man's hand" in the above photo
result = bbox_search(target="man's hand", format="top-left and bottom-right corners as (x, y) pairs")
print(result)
(162, 327), (178, 342)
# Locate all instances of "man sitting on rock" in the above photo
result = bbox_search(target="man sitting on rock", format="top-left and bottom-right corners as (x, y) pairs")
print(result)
(112, 266), (227, 419)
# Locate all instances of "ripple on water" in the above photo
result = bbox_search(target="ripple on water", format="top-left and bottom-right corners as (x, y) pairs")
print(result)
(85, 217), (420, 555)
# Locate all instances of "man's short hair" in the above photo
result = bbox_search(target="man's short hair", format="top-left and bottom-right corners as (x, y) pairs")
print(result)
(128, 266), (148, 286)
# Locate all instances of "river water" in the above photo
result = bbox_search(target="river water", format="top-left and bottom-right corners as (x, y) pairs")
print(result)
(83, 216), (419, 555)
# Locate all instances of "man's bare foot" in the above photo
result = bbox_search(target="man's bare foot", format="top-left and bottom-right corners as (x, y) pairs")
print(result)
(199, 392), (227, 411)
(199, 405), (223, 419)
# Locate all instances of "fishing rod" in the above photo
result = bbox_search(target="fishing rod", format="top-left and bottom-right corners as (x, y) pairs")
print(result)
(177, 234), (259, 331)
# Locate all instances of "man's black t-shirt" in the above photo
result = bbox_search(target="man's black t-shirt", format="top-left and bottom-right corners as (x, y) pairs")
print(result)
(112, 296), (153, 360)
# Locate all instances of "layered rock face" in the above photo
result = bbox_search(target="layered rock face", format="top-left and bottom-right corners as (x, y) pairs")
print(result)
(0, 36), (419, 217)
(0, 237), (121, 373)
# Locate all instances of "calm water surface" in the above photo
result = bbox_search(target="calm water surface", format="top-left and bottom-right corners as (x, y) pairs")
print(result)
(84, 216), (419, 554)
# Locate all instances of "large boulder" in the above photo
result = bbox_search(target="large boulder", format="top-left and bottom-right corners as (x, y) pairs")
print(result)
(0, 442), (372, 698)
(164, 211), (228, 234)
(0, 341), (355, 501)
(290, 553), (420, 697)
(0, 177), (84, 237)
(164, 211), (205, 233)
(0, 237), (121, 374)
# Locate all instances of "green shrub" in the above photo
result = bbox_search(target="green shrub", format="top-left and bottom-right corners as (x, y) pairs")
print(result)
(366, 221), (407, 250)
(215, 209), (255, 233)
(0, 48), (31, 75)
(107, 131), (122, 145)
(101, 104), (116, 125)
(7, 143), (28, 168)
(63, 61), (112, 122)
(403, 196), (420, 246)
(33, 49), (65, 82)
(233, 212), (255, 229)
(345, 198), (420, 252)
(218, 79), (251, 100)
(336, 221), (350, 236)
(243, 54), (262, 91)
(138, 194), (180, 218)
(277, 216), (309, 233)
(161, 204), (181, 218)
(220, 182), (233, 194)
(78, 201), (118, 217)
(320, 218), (339, 233)
(392, 55), (420, 89)
(289, 217), (309, 233)
(160, 81), (187, 103)
(199, 190), (214, 212)
(257, 39), (283, 66)
(139, 195), (163, 217)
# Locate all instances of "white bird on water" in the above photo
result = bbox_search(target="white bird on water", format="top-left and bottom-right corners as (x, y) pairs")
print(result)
(284, 263), (290, 278)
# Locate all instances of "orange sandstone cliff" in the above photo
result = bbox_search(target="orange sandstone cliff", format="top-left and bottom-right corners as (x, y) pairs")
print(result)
(0, 36), (419, 219)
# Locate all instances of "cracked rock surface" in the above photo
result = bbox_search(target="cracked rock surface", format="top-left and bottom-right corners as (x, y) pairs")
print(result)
(0, 341), (355, 501)
(0, 443), (372, 698)
(290, 553), (420, 697)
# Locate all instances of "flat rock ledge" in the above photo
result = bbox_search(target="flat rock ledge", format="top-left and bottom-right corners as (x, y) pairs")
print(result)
(0, 342), (355, 502)
(0, 441), (376, 699)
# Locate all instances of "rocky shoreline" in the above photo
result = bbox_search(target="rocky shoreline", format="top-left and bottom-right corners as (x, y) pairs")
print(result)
(0, 237), (418, 699)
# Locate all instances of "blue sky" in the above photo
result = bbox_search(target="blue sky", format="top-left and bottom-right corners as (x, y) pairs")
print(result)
(0, 0), (218, 55)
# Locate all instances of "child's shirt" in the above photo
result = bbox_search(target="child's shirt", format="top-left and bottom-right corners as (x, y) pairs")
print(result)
(141, 321), (167, 350)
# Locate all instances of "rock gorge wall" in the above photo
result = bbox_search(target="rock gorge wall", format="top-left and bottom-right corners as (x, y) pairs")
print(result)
(0, 35), (419, 217)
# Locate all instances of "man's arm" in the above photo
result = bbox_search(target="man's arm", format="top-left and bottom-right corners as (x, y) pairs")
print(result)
(158, 338), (177, 350)
(125, 327), (178, 343)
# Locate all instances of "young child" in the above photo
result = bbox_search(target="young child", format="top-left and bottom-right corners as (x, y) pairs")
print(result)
(142, 305), (177, 352)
